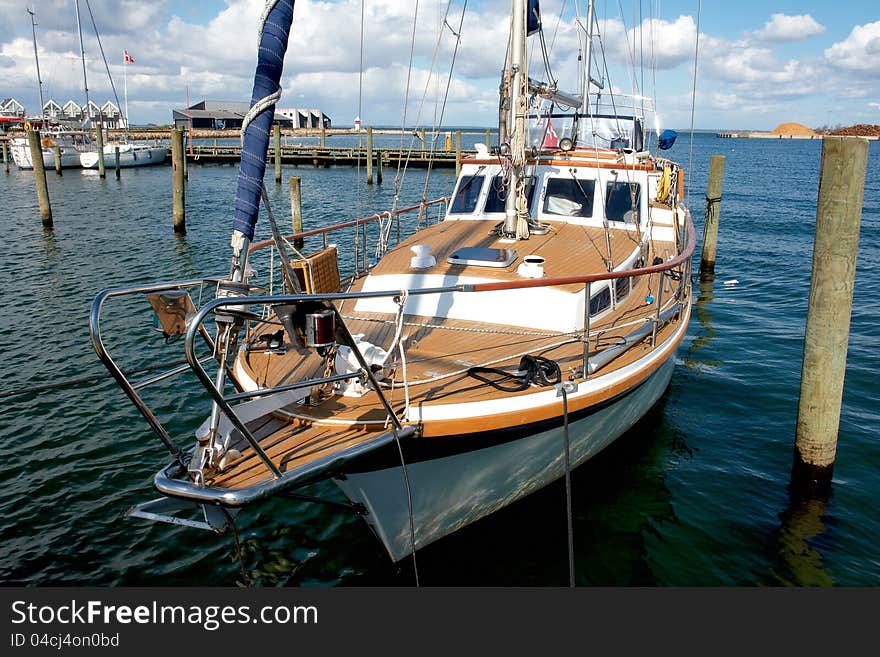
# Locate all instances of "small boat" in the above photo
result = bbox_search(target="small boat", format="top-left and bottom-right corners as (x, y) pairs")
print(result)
(91, 0), (695, 565)
(9, 122), (92, 169)
(79, 142), (167, 169)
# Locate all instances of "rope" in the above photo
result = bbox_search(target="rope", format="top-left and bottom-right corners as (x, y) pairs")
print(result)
(222, 507), (251, 587)
(0, 358), (192, 400)
(561, 385), (575, 587)
(392, 426), (419, 586)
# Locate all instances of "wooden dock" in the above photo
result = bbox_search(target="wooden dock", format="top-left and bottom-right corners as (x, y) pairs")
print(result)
(184, 145), (465, 168)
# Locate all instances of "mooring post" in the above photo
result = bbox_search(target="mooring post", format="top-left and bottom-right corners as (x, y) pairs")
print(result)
(444, 132), (452, 152)
(455, 131), (462, 178)
(699, 155), (726, 280)
(52, 145), (62, 175)
(289, 176), (304, 249)
(420, 129), (426, 152)
(791, 136), (868, 496)
(320, 123), (326, 148)
(114, 146), (121, 179)
(182, 131), (188, 181)
(95, 116), (106, 179)
(2, 140), (9, 174)
(366, 125), (374, 185)
(485, 128), (491, 147)
(274, 123), (282, 183)
(171, 128), (186, 234)
(376, 149), (383, 184)
(27, 129), (52, 227)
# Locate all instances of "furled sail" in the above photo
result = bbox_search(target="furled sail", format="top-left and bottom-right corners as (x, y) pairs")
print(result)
(231, 0), (295, 241)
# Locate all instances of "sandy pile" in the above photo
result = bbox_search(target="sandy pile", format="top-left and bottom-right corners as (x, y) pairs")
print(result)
(770, 122), (817, 136)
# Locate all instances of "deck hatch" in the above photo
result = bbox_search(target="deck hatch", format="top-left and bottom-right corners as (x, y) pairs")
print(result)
(447, 247), (518, 268)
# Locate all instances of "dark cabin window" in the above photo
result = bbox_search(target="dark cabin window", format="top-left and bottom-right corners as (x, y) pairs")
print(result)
(605, 182), (641, 222)
(543, 178), (595, 218)
(589, 285), (612, 317)
(615, 276), (631, 302)
(484, 175), (536, 213)
(450, 175), (485, 213)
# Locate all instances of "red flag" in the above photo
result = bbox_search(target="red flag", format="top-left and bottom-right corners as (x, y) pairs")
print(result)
(124, 50), (134, 63)
(542, 118), (559, 148)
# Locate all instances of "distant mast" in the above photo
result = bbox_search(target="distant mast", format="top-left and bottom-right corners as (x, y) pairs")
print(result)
(27, 8), (45, 119)
(74, 0), (91, 125)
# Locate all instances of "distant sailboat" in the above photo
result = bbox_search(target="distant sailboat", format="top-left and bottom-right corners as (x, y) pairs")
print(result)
(78, 7), (165, 169)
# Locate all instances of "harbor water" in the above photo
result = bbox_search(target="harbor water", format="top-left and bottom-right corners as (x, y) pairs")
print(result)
(0, 132), (877, 586)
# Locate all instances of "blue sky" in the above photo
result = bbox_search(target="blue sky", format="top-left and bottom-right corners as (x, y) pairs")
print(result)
(1, 0), (878, 130)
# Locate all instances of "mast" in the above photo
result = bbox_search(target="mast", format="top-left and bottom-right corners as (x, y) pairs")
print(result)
(502, 0), (529, 239)
(580, 0), (595, 115)
(27, 8), (45, 118)
(74, 0), (91, 125)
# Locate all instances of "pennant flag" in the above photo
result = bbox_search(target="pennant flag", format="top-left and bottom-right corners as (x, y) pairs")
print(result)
(124, 50), (134, 63)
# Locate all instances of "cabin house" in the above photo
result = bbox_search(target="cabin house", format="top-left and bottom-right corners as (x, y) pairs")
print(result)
(0, 98), (25, 118)
(42, 100), (63, 119)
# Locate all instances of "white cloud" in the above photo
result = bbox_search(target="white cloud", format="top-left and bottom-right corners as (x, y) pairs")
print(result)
(752, 14), (825, 43)
(825, 21), (880, 74)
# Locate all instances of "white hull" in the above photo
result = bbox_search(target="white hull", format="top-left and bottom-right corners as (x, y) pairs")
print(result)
(80, 143), (167, 169)
(10, 139), (86, 169)
(335, 355), (677, 561)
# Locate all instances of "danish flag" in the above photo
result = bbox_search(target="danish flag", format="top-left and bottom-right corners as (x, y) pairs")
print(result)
(542, 117), (559, 149)
(124, 50), (134, 63)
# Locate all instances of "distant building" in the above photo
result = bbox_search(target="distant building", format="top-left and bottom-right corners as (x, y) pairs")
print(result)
(172, 100), (331, 130)
(0, 98), (25, 118)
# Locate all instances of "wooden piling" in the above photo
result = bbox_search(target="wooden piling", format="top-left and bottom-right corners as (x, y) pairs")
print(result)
(366, 126), (374, 185)
(699, 155), (725, 280)
(274, 124), (282, 183)
(171, 128), (186, 234)
(27, 129), (52, 227)
(485, 128), (491, 147)
(320, 123), (326, 148)
(791, 136), (868, 496)
(182, 131), (188, 181)
(289, 176), (303, 248)
(95, 117), (106, 179)
(115, 146), (120, 179)
(2, 141), (8, 174)
(52, 145), (62, 175)
(376, 149), (383, 184)
(444, 132), (452, 152)
(455, 131), (462, 178)
(420, 129), (426, 152)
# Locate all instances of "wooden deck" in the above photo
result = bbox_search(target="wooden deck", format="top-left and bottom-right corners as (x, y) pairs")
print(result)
(211, 217), (688, 491)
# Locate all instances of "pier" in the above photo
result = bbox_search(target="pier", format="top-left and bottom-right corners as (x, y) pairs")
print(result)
(184, 144), (463, 168)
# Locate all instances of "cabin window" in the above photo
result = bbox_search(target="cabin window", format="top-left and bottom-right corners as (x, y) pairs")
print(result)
(589, 285), (612, 317)
(543, 178), (595, 218)
(484, 175), (536, 213)
(450, 175), (485, 213)
(615, 275), (631, 302)
(605, 181), (641, 222)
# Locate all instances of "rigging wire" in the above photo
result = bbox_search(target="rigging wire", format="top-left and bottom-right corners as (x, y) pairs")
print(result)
(83, 0), (124, 133)
(418, 0), (469, 222)
(686, 0), (702, 210)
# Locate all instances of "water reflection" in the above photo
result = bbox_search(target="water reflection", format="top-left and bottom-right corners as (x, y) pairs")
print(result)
(768, 494), (834, 586)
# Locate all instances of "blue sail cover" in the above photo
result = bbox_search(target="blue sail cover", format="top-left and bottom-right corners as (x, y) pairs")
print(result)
(527, 0), (541, 35)
(658, 129), (678, 150)
(232, 0), (296, 240)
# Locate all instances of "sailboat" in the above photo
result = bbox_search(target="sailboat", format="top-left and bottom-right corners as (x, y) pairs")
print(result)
(91, 0), (695, 565)
(9, 7), (93, 170)
(77, 15), (166, 168)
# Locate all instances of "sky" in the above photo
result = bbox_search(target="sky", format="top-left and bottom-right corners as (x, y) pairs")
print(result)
(0, 0), (878, 131)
